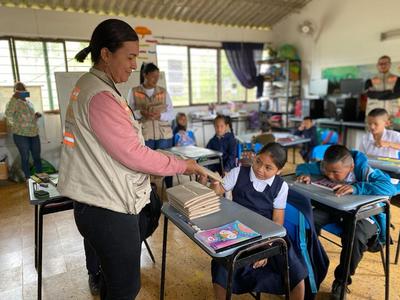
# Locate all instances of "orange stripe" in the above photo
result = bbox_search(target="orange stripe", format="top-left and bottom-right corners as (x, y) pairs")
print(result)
(63, 139), (75, 147)
(64, 132), (75, 138)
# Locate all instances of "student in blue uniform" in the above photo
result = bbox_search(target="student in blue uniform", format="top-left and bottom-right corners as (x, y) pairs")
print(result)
(203, 143), (306, 300)
(296, 144), (397, 299)
(173, 112), (196, 146)
(206, 115), (237, 175)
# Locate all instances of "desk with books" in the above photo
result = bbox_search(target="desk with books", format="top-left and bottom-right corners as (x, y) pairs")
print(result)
(160, 198), (290, 300)
(283, 174), (391, 300)
(166, 145), (224, 170)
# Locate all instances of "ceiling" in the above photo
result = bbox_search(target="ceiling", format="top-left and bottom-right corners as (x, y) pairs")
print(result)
(0, 0), (312, 29)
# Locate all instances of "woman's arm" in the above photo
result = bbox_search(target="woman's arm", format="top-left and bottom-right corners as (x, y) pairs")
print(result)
(89, 91), (187, 176)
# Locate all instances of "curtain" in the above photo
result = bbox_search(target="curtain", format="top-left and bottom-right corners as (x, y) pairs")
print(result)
(222, 42), (264, 89)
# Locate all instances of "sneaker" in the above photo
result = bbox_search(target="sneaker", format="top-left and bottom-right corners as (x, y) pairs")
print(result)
(331, 280), (350, 300)
(88, 273), (100, 296)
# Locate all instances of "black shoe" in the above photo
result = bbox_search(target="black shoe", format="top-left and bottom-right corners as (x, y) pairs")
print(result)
(88, 274), (100, 296)
(331, 280), (350, 300)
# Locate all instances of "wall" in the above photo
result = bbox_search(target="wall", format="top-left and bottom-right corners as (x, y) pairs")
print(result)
(0, 6), (266, 170)
(271, 0), (400, 84)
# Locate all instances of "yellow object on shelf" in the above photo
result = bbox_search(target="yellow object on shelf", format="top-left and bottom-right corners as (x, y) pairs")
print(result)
(0, 161), (8, 180)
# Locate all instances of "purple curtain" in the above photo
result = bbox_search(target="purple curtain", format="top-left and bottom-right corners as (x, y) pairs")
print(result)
(222, 42), (264, 89)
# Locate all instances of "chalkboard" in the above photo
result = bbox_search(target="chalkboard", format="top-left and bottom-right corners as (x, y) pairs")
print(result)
(55, 70), (166, 131)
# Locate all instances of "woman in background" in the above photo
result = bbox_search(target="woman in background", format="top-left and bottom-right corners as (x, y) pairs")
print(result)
(5, 82), (42, 179)
(128, 62), (175, 187)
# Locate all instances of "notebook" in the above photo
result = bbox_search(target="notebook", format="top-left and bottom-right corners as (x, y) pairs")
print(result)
(311, 178), (340, 191)
(194, 220), (261, 253)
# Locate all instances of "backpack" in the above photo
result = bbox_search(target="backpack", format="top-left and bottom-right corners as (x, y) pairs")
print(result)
(139, 183), (162, 240)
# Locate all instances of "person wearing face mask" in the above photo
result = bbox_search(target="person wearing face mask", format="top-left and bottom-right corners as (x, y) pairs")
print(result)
(365, 55), (400, 126)
(5, 82), (43, 179)
(128, 63), (175, 187)
(57, 19), (206, 300)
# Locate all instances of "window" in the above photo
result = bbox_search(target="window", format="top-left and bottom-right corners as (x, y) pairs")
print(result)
(14, 40), (50, 110)
(46, 42), (67, 110)
(157, 45), (189, 106)
(190, 48), (218, 104)
(0, 40), (14, 86)
(220, 51), (246, 102)
(65, 41), (91, 72)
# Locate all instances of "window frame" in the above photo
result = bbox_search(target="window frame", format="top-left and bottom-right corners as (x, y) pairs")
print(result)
(1, 36), (253, 110)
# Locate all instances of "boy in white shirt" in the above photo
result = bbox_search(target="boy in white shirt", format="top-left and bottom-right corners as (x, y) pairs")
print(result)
(360, 108), (400, 158)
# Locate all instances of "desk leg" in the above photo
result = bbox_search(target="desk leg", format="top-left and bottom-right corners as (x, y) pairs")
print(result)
(292, 147), (296, 164)
(160, 216), (168, 300)
(385, 203), (390, 300)
(34, 205), (38, 270)
(282, 243), (290, 300)
(37, 205), (44, 300)
(341, 215), (357, 300)
(202, 121), (206, 147)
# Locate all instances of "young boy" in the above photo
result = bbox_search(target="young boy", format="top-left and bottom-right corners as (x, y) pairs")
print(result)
(294, 116), (317, 162)
(360, 108), (400, 159)
(296, 145), (396, 299)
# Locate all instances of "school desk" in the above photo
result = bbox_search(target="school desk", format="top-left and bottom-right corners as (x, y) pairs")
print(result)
(284, 174), (390, 300)
(160, 197), (289, 300)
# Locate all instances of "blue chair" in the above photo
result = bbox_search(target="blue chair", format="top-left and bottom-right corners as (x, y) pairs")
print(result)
(310, 144), (331, 161)
(284, 203), (318, 296)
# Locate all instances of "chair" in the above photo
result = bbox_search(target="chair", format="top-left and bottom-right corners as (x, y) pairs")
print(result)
(310, 144), (331, 161)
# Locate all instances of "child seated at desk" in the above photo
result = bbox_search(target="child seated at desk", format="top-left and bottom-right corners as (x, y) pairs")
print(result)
(360, 108), (400, 158)
(296, 144), (396, 299)
(202, 143), (306, 300)
(173, 112), (196, 147)
(206, 115), (237, 175)
(294, 116), (317, 162)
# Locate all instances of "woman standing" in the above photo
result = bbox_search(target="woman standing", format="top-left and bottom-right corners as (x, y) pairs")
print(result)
(128, 63), (174, 187)
(5, 82), (42, 179)
(57, 19), (205, 299)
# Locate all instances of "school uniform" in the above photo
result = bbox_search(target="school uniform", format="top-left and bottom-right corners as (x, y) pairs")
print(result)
(212, 166), (307, 294)
(206, 132), (237, 174)
(360, 128), (400, 159)
(294, 125), (317, 162)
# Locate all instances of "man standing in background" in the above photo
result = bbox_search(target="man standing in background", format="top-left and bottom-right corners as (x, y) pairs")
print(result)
(365, 55), (400, 128)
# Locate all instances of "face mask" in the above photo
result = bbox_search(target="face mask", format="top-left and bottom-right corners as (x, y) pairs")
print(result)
(17, 91), (30, 98)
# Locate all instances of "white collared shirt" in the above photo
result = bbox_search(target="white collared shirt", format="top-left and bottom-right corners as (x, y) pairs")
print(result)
(360, 128), (400, 159)
(222, 166), (288, 209)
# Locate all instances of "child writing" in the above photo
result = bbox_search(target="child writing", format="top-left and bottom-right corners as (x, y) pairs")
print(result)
(202, 143), (306, 300)
(360, 108), (400, 158)
(294, 116), (317, 162)
(296, 144), (396, 299)
(173, 112), (196, 146)
(206, 115), (237, 175)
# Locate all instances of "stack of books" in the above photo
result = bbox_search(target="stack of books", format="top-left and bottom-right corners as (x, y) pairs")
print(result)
(166, 181), (220, 219)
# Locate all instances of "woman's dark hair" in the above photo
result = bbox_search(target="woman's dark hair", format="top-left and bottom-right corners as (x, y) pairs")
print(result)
(214, 114), (234, 134)
(140, 62), (159, 84)
(258, 142), (287, 169)
(75, 19), (139, 64)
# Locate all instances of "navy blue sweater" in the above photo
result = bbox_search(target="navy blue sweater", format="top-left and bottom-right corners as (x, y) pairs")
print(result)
(206, 132), (237, 172)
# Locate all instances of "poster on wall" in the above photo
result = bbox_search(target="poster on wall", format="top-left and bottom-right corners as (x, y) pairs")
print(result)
(322, 62), (400, 92)
(135, 26), (158, 67)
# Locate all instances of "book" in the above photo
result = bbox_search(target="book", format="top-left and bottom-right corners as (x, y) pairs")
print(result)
(311, 178), (340, 191)
(198, 165), (223, 183)
(194, 220), (261, 253)
(167, 181), (216, 207)
(147, 104), (167, 114)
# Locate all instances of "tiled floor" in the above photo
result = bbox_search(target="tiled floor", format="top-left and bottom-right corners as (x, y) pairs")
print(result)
(0, 153), (399, 299)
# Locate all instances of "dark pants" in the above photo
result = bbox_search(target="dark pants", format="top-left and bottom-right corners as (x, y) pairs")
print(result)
(145, 138), (173, 188)
(313, 208), (378, 285)
(84, 239), (100, 276)
(13, 134), (42, 178)
(74, 202), (142, 300)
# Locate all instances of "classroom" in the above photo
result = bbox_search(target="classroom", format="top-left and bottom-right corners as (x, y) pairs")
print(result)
(0, 0), (400, 299)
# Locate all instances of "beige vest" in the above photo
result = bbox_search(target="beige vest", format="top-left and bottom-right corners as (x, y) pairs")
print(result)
(57, 68), (151, 214)
(132, 85), (173, 141)
(370, 72), (398, 92)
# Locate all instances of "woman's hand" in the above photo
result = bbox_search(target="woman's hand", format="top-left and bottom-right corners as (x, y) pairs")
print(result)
(183, 160), (207, 177)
